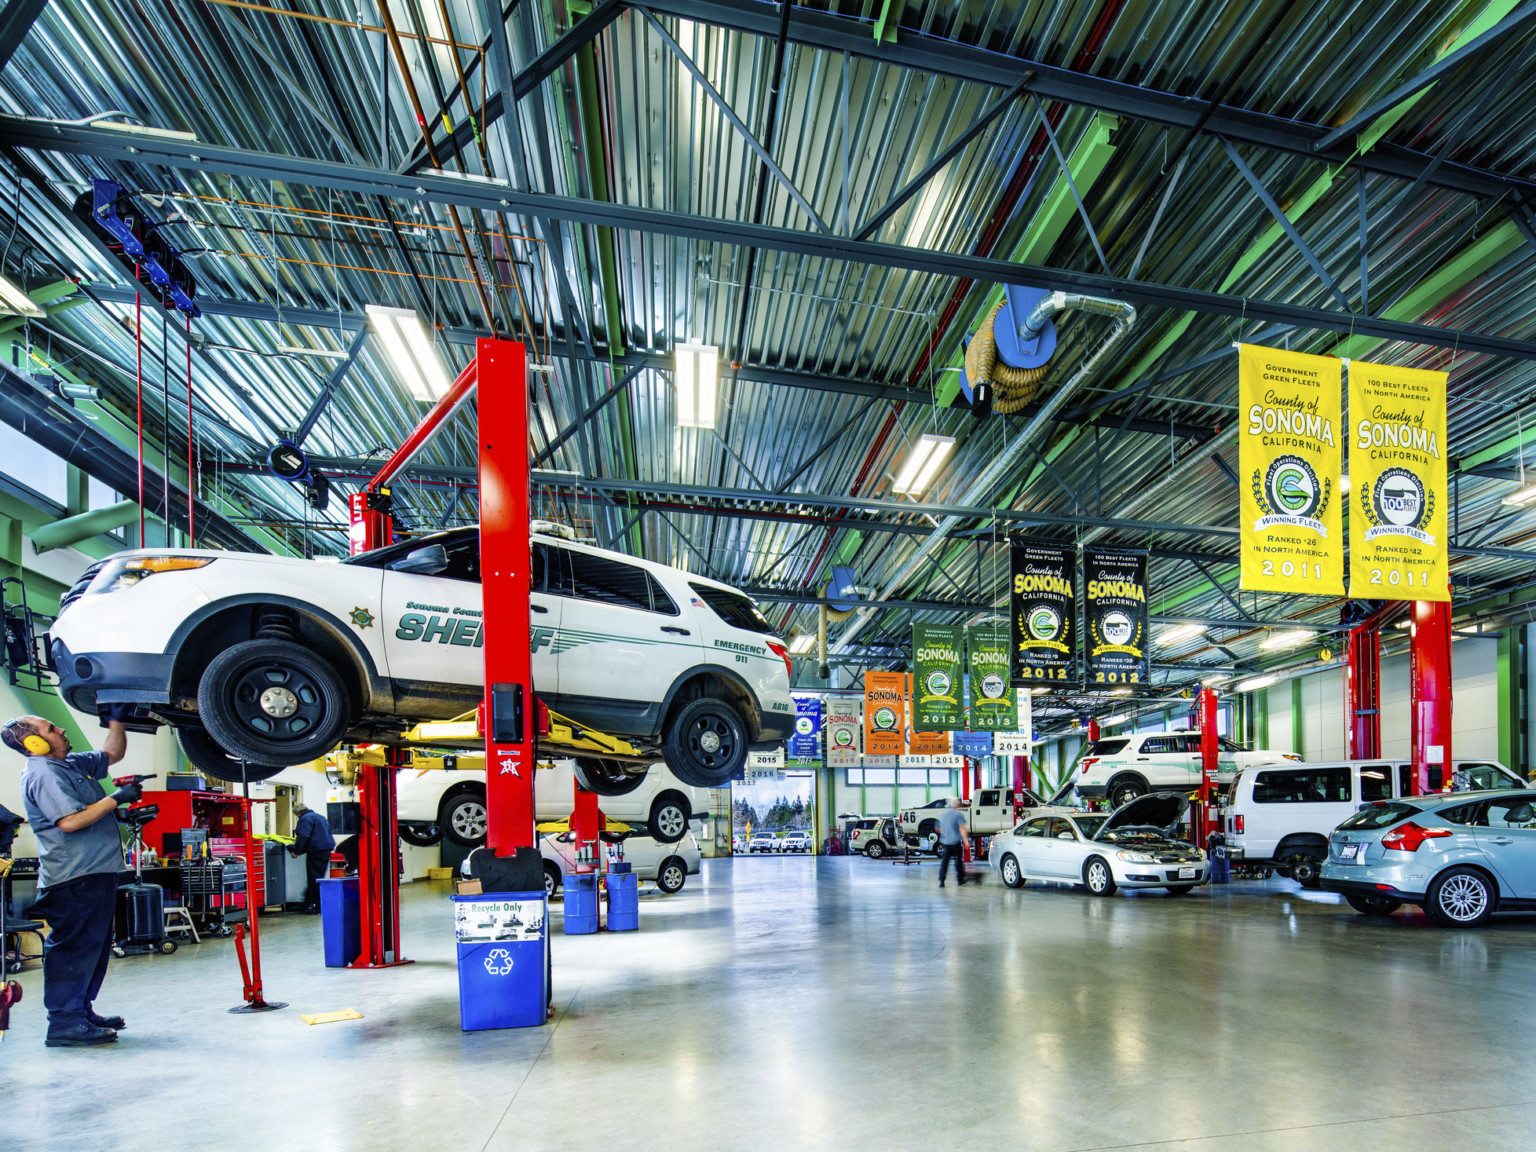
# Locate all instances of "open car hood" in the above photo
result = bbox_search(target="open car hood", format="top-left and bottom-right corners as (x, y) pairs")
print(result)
(1093, 791), (1187, 839)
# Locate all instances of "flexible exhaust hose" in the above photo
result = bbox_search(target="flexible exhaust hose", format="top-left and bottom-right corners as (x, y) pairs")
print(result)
(834, 291), (1136, 655)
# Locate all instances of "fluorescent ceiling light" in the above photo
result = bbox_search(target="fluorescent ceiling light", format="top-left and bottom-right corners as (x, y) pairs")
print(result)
(1259, 629), (1313, 650)
(1109, 687), (1133, 697)
(891, 433), (956, 496)
(1201, 673), (1230, 686)
(674, 341), (719, 428)
(0, 274), (43, 319)
(367, 305), (451, 402)
(1159, 623), (1205, 645)
(1502, 483), (1536, 507)
(276, 344), (349, 360)
(788, 633), (816, 655)
(1102, 713), (1128, 726)
(1235, 674), (1277, 692)
(1030, 686), (1051, 695)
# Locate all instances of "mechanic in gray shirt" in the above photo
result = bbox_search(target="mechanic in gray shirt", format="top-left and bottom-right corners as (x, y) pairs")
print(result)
(8, 711), (138, 1047)
(936, 798), (970, 888)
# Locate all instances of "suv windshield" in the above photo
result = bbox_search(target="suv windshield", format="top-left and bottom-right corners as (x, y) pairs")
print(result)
(689, 583), (773, 633)
(1339, 802), (1418, 830)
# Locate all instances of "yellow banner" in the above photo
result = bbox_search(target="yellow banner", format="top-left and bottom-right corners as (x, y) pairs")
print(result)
(1238, 344), (1344, 594)
(1348, 359), (1449, 601)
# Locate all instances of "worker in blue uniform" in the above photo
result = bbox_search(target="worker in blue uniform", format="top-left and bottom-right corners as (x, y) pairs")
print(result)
(288, 800), (335, 913)
(7, 711), (136, 1047)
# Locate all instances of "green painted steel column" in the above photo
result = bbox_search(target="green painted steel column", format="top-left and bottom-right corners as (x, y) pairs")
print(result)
(1498, 627), (1523, 772)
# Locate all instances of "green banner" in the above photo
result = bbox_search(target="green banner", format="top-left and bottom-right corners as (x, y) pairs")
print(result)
(965, 623), (1016, 731)
(912, 622), (963, 730)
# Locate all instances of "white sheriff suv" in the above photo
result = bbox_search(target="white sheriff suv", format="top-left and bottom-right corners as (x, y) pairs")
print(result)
(1072, 730), (1299, 808)
(48, 526), (793, 788)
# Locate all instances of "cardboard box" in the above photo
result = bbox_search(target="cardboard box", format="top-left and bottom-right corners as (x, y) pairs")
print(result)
(454, 878), (483, 895)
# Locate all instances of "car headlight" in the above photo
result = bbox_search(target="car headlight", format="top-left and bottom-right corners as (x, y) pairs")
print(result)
(1116, 850), (1155, 863)
(96, 555), (215, 594)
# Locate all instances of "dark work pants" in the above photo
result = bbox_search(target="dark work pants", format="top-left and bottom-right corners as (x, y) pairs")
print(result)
(938, 842), (967, 886)
(28, 872), (119, 1032)
(303, 850), (329, 908)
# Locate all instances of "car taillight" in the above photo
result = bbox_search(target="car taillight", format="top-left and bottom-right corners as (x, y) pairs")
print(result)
(1080, 756), (1099, 776)
(1233, 815), (1244, 834)
(766, 640), (791, 679)
(1380, 822), (1453, 852)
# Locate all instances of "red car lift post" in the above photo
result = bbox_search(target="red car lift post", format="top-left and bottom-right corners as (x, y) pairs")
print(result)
(1344, 603), (1403, 759)
(335, 358), (481, 968)
(1194, 688), (1219, 847)
(476, 339), (539, 855)
(1410, 597), (1454, 796)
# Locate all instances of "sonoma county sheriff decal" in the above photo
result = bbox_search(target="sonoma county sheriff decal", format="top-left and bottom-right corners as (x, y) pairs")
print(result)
(349, 607), (375, 629)
(1083, 548), (1148, 686)
(1238, 344), (1344, 594)
(1009, 539), (1075, 682)
(912, 622), (963, 730)
(1348, 359), (1449, 600)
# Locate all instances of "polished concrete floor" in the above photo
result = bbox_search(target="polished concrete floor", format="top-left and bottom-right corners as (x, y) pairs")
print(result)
(8, 856), (1536, 1151)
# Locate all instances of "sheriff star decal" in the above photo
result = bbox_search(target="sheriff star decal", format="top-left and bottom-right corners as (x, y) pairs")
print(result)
(349, 607), (375, 629)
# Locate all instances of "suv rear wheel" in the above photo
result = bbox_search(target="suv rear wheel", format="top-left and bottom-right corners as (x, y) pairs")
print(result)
(198, 639), (351, 766)
(572, 758), (649, 797)
(647, 791), (690, 844)
(440, 789), (488, 847)
(176, 726), (285, 784)
(1285, 851), (1324, 889)
(398, 822), (442, 848)
(865, 840), (887, 859)
(1107, 776), (1148, 808)
(662, 697), (747, 787)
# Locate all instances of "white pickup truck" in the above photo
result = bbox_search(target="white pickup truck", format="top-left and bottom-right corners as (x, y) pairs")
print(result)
(899, 787), (1069, 850)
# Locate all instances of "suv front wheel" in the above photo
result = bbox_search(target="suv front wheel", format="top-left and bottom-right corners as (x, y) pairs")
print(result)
(198, 639), (351, 766)
(572, 758), (649, 796)
(440, 790), (489, 847)
(662, 696), (748, 787)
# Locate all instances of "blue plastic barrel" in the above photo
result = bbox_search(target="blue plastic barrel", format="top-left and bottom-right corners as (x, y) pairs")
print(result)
(563, 873), (598, 934)
(452, 891), (548, 1030)
(606, 871), (638, 932)
(318, 877), (360, 967)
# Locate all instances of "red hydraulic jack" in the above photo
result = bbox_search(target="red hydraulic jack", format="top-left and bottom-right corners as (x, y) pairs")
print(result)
(230, 790), (286, 1012)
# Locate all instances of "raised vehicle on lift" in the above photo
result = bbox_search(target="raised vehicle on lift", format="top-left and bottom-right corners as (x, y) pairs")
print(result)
(899, 787), (1070, 850)
(987, 792), (1210, 896)
(48, 526), (793, 788)
(395, 757), (711, 848)
(1222, 758), (1525, 888)
(1070, 730), (1298, 808)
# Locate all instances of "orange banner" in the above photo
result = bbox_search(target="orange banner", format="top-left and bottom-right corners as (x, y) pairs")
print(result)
(864, 671), (906, 756)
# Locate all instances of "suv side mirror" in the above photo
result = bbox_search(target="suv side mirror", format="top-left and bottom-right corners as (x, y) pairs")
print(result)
(391, 544), (448, 575)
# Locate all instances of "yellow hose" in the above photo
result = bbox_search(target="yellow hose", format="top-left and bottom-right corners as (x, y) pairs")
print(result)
(964, 302), (1050, 413)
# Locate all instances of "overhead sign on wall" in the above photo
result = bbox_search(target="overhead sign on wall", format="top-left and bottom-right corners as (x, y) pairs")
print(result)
(912, 622), (964, 729)
(965, 623), (1016, 731)
(1010, 540), (1075, 682)
(789, 696), (822, 759)
(863, 671), (906, 757)
(1083, 549), (1148, 687)
(1238, 343), (1344, 595)
(825, 698), (861, 767)
(1348, 359), (1449, 601)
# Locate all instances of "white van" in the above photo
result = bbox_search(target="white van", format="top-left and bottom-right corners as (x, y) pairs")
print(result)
(1222, 759), (1525, 887)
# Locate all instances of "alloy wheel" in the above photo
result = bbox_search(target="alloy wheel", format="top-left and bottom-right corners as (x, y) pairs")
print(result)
(1438, 873), (1489, 922)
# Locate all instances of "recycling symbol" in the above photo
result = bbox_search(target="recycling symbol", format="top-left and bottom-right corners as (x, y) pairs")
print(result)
(483, 948), (515, 976)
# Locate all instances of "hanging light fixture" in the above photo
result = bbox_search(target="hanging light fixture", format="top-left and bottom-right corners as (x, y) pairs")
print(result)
(1158, 622), (1206, 645)
(1235, 674), (1278, 692)
(366, 305), (450, 401)
(1259, 629), (1313, 650)
(674, 341), (719, 428)
(0, 274), (43, 319)
(891, 433), (956, 496)
(788, 633), (816, 655)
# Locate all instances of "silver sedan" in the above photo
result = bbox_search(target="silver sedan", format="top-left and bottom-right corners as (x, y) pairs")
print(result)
(987, 792), (1209, 896)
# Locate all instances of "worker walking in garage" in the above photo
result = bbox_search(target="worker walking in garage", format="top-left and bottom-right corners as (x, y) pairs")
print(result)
(7, 710), (138, 1047)
(288, 799), (335, 914)
(937, 797), (970, 888)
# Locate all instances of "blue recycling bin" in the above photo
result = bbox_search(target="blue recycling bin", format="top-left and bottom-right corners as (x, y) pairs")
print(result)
(563, 873), (598, 935)
(452, 891), (548, 1030)
(318, 877), (360, 968)
(605, 870), (638, 932)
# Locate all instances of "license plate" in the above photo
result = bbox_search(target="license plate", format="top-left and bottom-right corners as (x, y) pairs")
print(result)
(1338, 844), (1359, 860)
(1178, 867), (1197, 880)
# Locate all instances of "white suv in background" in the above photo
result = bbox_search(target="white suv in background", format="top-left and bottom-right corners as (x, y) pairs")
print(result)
(49, 525), (793, 788)
(396, 758), (712, 847)
(1073, 731), (1298, 808)
(1222, 758), (1525, 887)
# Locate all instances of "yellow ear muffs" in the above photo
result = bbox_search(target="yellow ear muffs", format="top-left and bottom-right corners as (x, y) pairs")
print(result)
(22, 732), (50, 755)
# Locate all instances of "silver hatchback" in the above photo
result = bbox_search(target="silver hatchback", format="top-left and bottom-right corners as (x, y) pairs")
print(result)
(1320, 790), (1536, 928)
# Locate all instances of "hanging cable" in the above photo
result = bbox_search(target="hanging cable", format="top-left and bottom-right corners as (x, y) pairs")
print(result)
(187, 314), (195, 550)
(162, 309), (171, 543)
(135, 263), (145, 548)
